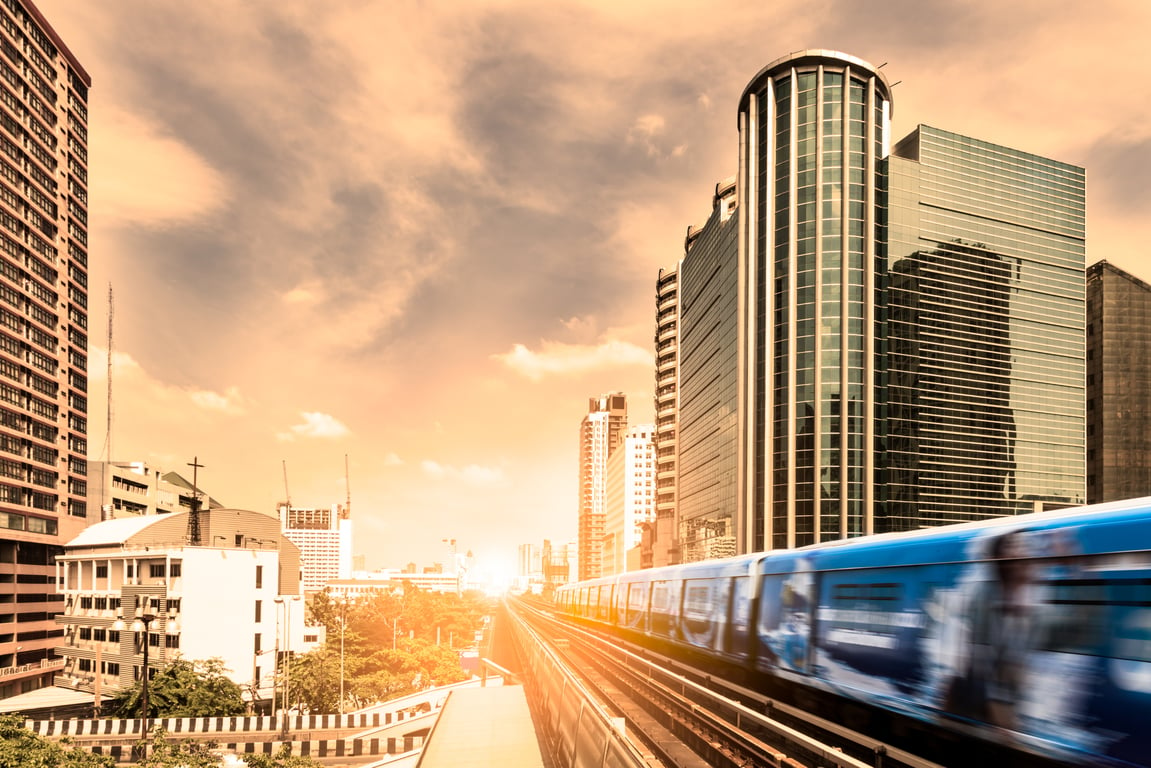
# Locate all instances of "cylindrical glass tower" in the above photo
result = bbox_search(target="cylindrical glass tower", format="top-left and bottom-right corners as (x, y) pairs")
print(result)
(737, 50), (891, 551)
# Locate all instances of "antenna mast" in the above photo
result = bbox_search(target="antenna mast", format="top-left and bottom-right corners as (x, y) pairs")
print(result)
(99, 285), (113, 521)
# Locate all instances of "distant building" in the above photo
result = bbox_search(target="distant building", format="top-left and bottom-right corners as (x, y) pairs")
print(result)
(0, 0), (91, 700)
(278, 503), (352, 592)
(577, 393), (627, 580)
(327, 568), (469, 600)
(652, 266), (680, 567)
(87, 461), (224, 520)
(1086, 261), (1151, 503)
(603, 425), (655, 575)
(54, 509), (305, 708)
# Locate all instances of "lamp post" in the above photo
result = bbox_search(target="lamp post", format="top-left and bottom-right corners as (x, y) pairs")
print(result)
(131, 613), (157, 733)
(338, 601), (346, 716)
(274, 596), (299, 738)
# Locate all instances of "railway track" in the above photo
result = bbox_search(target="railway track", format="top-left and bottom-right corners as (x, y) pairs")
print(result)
(510, 599), (944, 768)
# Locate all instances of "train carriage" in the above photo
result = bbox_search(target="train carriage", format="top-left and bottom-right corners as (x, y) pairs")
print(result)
(554, 497), (1151, 767)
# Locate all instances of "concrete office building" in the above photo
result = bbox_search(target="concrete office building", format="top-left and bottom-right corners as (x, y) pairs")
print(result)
(677, 180), (740, 563)
(1086, 261), (1151, 503)
(0, 0), (90, 699)
(577, 393), (626, 580)
(87, 460), (224, 520)
(54, 509), (305, 708)
(602, 424), (655, 575)
(278, 503), (352, 593)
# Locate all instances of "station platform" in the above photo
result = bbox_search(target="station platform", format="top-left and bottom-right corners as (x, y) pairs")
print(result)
(415, 684), (544, 768)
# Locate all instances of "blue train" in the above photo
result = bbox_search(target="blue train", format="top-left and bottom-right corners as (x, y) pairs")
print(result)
(554, 498), (1151, 767)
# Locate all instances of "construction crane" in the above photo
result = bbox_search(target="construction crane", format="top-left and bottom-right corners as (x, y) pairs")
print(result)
(342, 454), (351, 520)
(282, 459), (292, 509)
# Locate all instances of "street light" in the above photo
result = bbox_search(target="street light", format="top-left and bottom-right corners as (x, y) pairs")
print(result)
(274, 596), (300, 738)
(130, 612), (157, 733)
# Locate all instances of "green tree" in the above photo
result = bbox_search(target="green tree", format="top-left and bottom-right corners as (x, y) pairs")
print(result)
(130, 728), (219, 768)
(109, 658), (245, 719)
(289, 585), (488, 713)
(0, 714), (113, 768)
(240, 743), (320, 767)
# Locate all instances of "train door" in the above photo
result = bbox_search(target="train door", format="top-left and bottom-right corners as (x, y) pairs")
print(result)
(756, 558), (816, 675)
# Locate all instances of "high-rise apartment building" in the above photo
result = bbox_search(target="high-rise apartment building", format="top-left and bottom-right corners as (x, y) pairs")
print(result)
(602, 424), (655, 575)
(652, 267), (679, 567)
(577, 392), (626, 580)
(664, 50), (1087, 559)
(1086, 260), (1151, 503)
(677, 180), (739, 563)
(0, 0), (89, 699)
(885, 126), (1086, 529)
(278, 503), (352, 592)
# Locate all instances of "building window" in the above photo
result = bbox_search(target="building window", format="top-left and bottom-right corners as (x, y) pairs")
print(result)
(95, 564), (107, 579)
(254, 633), (261, 654)
(255, 565), (263, 589)
(165, 634), (179, 649)
(169, 562), (181, 578)
(149, 564), (165, 578)
(254, 601), (262, 622)
(126, 564), (134, 577)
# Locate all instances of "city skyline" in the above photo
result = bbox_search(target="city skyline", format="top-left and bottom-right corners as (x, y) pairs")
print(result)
(33, 0), (1151, 574)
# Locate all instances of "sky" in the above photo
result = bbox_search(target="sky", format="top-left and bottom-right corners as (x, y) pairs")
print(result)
(32, 0), (1151, 579)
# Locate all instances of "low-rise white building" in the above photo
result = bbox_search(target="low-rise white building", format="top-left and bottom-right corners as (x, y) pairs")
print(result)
(54, 508), (309, 709)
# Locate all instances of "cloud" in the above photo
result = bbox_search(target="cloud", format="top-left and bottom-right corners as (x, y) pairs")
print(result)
(189, 386), (247, 415)
(421, 460), (507, 487)
(91, 106), (229, 227)
(276, 412), (351, 441)
(89, 347), (248, 416)
(493, 338), (652, 381)
(383, 453), (404, 467)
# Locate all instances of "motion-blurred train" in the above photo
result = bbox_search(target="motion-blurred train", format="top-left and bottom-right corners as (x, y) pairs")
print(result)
(554, 498), (1151, 767)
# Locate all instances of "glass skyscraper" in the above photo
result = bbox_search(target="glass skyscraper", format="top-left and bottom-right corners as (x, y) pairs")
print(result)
(736, 51), (892, 551)
(671, 50), (1091, 558)
(676, 180), (739, 562)
(884, 126), (1086, 529)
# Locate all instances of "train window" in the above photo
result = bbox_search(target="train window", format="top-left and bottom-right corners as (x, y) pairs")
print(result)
(832, 582), (902, 607)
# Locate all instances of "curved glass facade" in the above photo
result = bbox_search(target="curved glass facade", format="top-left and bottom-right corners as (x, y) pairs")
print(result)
(739, 51), (891, 550)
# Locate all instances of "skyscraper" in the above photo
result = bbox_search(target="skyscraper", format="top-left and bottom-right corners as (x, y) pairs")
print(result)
(666, 50), (1087, 559)
(577, 392), (626, 580)
(885, 126), (1086, 528)
(677, 179), (739, 562)
(0, 0), (89, 699)
(737, 51), (892, 551)
(1086, 260), (1151, 503)
(652, 266), (679, 567)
